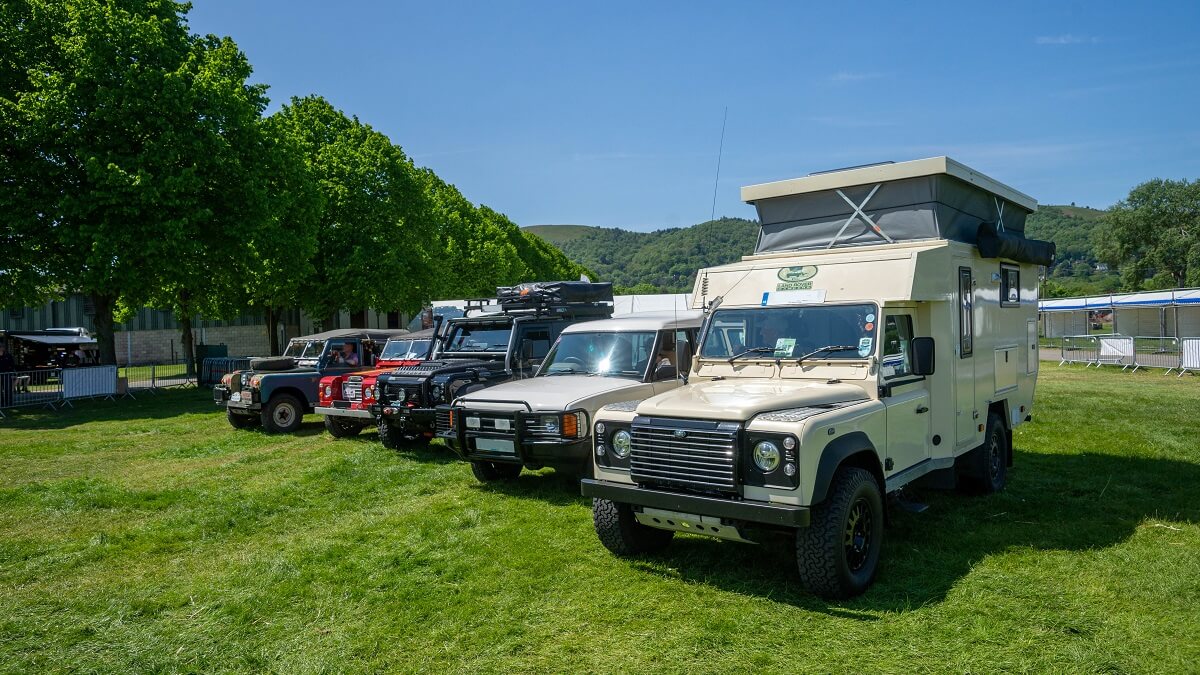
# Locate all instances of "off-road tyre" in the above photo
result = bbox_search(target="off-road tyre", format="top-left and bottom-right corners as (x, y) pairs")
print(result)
(226, 408), (259, 430)
(324, 415), (364, 438)
(969, 412), (1008, 494)
(248, 356), (295, 371)
(796, 467), (884, 599)
(377, 418), (401, 450)
(592, 498), (674, 556)
(261, 393), (304, 434)
(470, 460), (522, 483)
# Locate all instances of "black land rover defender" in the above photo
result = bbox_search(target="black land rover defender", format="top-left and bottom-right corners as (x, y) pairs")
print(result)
(373, 281), (614, 448)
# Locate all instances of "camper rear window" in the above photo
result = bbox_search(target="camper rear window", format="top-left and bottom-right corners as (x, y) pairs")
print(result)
(1001, 265), (1020, 307)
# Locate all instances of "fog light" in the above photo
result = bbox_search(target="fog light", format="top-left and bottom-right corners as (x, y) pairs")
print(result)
(753, 440), (781, 473)
(595, 422), (606, 435)
(595, 444), (606, 457)
(612, 430), (632, 459)
(784, 463), (797, 477)
(783, 436), (796, 450)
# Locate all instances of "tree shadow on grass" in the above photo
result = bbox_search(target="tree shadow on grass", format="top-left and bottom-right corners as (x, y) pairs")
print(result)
(0, 389), (214, 430)
(624, 449), (1200, 615)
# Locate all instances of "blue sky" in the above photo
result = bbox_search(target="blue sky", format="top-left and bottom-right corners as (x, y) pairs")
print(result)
(188, 1), (1199, 231)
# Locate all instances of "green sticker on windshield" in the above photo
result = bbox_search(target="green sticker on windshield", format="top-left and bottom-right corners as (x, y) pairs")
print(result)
(774, 338), (796, 358)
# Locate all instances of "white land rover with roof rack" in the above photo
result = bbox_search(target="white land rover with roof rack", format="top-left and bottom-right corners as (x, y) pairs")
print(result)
(582, 157), (1056, 598)
(447, 312), (703, 482)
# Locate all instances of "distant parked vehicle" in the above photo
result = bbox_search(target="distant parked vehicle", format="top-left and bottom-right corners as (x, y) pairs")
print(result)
(213, 328), (410, 433)
(315, 328), (437, 438)
(446, 311), (702, 482)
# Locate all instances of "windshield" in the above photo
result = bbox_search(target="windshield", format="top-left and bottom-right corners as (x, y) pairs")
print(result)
(540, 331), (657, 378)
(699, 304), (879, 360)
(443, 323), (512, 353)
(380, 339), (431, 360)
(283, 340), (325, 359)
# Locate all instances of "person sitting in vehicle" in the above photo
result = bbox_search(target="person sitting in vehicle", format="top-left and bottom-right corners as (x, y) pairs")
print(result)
(332, 342), (360, 367)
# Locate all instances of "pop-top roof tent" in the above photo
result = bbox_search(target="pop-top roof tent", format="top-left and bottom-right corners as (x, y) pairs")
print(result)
(741, 156), (1055, 266)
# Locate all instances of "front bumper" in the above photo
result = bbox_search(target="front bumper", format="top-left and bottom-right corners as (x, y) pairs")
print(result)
(216, 386), (260, 410)
(580, 479), (811, 528)
(459, 435), (592, 469)
(380, 405), (437, 432)
(315, 405), (375, 419)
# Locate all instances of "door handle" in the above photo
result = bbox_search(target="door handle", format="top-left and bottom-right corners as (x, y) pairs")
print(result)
(915, 406), (929, 414)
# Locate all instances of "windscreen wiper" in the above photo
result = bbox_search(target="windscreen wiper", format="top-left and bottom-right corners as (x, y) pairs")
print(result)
(727, 346), (776, 362)
(795, 345), (860, 363)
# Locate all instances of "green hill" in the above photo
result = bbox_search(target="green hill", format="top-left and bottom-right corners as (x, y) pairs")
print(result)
(1025, 205), (1106, 268)
(525, 206), (1108, 294)
(522, 225), (601, 245)
(525, 218), (759, 293)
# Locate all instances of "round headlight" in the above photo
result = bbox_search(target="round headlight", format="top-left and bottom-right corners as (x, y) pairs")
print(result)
(431, 384), (444, 400)
(753, 440), (781, 473)
(323, 385), (332, 397)
(612, 430), (632, 459)
(542, 415), (559, 434)
(595, 422), (606, 435)
(783, 436), (796, 450)
(363, 386), (373, 400)
(783, 462), (797, 477)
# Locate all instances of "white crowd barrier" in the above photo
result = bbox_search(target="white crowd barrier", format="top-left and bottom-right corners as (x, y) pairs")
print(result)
(1180, 338), (1200, 377)
(1095, 336), (1135, 369)
(0, 368), (64, 416)
(62, 365), (119, 401)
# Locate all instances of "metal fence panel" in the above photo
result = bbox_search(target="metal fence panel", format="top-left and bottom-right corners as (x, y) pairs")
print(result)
(1059, 335), (1099, 366)
(62, 366), (118, 400)
(0, 368), (64, 414)
(1131, 336), (1180, 373)
(1181, 338), (1200, 377)
(200, 357), (251, 386)
(1096, 336), (1136, 369)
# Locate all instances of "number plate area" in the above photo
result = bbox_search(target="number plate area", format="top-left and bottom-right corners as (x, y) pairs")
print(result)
(474, 438), (516, 455)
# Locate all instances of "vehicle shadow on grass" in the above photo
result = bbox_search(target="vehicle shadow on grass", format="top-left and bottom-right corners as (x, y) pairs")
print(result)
(626, 449), (1200, 615)
(468, 468), (589, 507)
(0, 389), (214, 430)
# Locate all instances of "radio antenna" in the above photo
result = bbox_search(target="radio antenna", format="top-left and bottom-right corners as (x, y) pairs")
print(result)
(709, 106), (728, 224)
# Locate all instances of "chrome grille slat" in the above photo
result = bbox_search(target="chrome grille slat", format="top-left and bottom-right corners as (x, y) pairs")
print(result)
(629, 418), (738, 492)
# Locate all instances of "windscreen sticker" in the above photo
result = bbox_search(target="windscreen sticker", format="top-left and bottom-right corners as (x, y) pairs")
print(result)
(865, 313), (876, 323)
(858, 337), (873, 357)
(864, 322), (875, 332)
(774, 338), (796, 357)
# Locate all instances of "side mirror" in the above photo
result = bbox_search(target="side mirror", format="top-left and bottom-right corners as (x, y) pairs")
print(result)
(652, 364), (677, 382)
(911, 337), (935, 376)
(677, 340), (694, 381)
(521, 340), (534, 359)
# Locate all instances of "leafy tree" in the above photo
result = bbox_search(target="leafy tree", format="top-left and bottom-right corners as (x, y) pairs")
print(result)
(1095, 179), (1200, 290)
(0, 0), (278, 370)
(269, 96), (435, 325)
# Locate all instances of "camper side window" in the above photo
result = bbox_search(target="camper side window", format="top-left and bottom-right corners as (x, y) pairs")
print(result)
(1001, 265), (1020, 307)
(881, 315), (913, 379)
(959, 267), (974, 357)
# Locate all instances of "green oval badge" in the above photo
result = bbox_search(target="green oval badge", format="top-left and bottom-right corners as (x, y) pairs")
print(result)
(777, 266), (818, 282)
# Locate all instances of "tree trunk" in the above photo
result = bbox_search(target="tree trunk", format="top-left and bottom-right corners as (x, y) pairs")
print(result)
(266, 307), (281, 355)
(179, 313), (196, 379)
(91, 293), (117, 365)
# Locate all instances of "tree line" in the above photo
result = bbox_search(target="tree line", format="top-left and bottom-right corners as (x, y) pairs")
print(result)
(0, 0), (588, 371)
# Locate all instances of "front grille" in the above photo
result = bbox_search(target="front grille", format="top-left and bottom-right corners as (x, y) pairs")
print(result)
(629, 418), (738, 493)
(462, 411), (518, 437)
(435, 408), (452, 433)
(342, 377), (362, 401)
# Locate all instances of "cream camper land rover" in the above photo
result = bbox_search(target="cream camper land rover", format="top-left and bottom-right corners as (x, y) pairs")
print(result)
(583, 157), (1056, 598)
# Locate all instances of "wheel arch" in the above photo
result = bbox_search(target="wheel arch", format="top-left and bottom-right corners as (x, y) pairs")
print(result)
(267, 386), (310, 411)
(988, 399), (1014, 467)
(811, 431), (885, 504)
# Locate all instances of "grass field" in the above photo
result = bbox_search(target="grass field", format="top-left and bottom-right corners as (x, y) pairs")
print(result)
(1, 367), (1197, 672)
